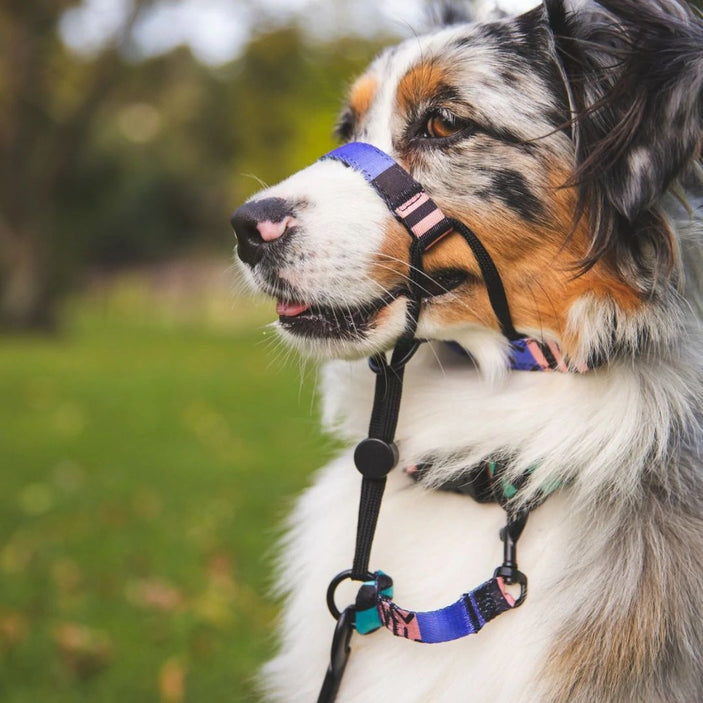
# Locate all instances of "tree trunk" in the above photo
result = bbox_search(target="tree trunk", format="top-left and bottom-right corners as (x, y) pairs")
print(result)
(0, 219), (54, 330)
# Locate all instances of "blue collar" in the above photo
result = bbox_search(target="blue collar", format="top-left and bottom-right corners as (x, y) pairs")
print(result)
(446, 339), (589, 373)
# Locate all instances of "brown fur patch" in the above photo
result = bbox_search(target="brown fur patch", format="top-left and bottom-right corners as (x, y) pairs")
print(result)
(428, 218), (640, 356)
(348, 74), (379, 121)
(373, 220), (411, 289)
(396, 60), (450, 115)
(370, 166), (642, 357)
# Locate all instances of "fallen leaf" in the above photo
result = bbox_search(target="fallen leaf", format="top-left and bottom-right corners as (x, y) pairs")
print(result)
(159, 656), (187, 703)
(126, 578), (183, 612)
(55, 622), (113, 679)
(0, 612), (28, 647)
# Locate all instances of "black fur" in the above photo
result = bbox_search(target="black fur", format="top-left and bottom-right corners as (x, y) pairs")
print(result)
(543, 0), (703, 284)
(478, 167), (545, 223)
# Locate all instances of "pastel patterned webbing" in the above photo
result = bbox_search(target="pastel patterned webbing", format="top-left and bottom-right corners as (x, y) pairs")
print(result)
(355, 572), (515, 644)
(446, 339), (589, 373)
(508, 337), (589, 373)
(321, 142), (454, 249)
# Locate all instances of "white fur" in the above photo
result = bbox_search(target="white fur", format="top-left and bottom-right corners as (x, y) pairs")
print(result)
(262, 338), (700, 701)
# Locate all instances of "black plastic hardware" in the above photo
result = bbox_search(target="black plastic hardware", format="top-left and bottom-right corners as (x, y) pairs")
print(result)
(494, 512), (528, 606)
(368, 353), (387, 375)
(354, 438), (398, 479)
(368, 338), (421, 375)
(317, 607), (355, 703)
(326, 569), (373, 620)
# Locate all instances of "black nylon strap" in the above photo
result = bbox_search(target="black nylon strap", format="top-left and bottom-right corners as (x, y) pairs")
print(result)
(371, 164), (423, 211)
(446, 219), (520, 341)
(348, 217), (520, 581)
(318, 142), (531, 703)
(351, 339), (418, 580)
(351, 479), (386, 580)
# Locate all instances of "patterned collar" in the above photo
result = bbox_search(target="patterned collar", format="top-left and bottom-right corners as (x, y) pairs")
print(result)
(405, 458), (561, 508)
(446, 338), (590, 373)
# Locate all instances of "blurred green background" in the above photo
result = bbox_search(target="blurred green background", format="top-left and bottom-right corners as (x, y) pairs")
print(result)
(0, 1), (413, 700)
(6, 0), (701, 701)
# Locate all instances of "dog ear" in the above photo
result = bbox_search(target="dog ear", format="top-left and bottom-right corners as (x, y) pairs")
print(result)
(542, 0), (567, 27)
(543, 0), (703, 275)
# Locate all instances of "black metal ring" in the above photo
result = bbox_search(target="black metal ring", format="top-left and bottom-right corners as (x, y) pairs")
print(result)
(325, 569), (374, 620)
(368, 354), (388, 375)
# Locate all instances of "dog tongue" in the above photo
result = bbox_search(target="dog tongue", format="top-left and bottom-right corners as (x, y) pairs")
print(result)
(276, 300), (310, 317)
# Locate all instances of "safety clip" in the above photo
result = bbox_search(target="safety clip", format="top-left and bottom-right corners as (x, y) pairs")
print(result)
(494, 512), (528, 607)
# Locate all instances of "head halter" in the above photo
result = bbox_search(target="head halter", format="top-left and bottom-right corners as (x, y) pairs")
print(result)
(314, 142), (585, 702)
(321, 141), (519, 342)
(320, 142), (586, 373)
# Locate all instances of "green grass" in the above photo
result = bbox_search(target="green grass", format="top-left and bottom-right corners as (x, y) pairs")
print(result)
(0, 289), (339, 702)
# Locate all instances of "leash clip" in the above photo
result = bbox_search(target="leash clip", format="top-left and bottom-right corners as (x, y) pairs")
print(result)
(317, 606), (355, 703)
(494, 512), (529, 607)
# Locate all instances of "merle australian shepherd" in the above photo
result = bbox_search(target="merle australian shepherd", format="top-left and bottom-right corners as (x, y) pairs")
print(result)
(231, 1), (703, 701)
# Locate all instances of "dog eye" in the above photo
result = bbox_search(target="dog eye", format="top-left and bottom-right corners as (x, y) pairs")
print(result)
(423, 109), (468, 139)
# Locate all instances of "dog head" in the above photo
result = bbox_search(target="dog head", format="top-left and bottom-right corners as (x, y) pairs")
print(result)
(232, 0), (703, 366)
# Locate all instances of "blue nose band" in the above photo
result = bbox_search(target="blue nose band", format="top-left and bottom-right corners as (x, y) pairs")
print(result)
(321, 142), (454, 249)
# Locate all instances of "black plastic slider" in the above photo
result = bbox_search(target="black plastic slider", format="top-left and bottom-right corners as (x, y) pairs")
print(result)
(354, 438), (399, 479)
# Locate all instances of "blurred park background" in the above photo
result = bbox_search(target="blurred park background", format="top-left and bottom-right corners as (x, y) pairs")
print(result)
(9, 0), (696, 700)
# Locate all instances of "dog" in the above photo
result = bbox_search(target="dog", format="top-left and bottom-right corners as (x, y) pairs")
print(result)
(231, 1), (703, 701)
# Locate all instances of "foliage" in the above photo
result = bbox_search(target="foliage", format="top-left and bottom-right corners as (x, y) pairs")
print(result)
(0, 2), (389, 329)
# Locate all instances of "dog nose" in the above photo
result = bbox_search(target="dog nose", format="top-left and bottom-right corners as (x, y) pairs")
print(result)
(231, 197), (298, 266)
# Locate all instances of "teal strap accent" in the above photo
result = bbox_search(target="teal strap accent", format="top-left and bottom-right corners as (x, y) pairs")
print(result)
(356, 573), (393, 634)
(488, 460), (560, 502)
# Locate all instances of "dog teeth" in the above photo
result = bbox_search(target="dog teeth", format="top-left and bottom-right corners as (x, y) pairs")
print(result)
(276, 300), (310, 317)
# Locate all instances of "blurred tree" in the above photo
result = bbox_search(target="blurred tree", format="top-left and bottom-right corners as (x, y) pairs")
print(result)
(68, 26), (388, 268)
(0, 1), (388, 331)
(0, 0), (155, 328)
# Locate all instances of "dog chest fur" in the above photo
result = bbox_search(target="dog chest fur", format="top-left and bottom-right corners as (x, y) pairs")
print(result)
(261, 344), (703, 702)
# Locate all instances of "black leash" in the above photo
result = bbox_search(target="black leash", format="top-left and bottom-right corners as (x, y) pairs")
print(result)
(318, 338), (420, 702)
(312, 142), (532, 702)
